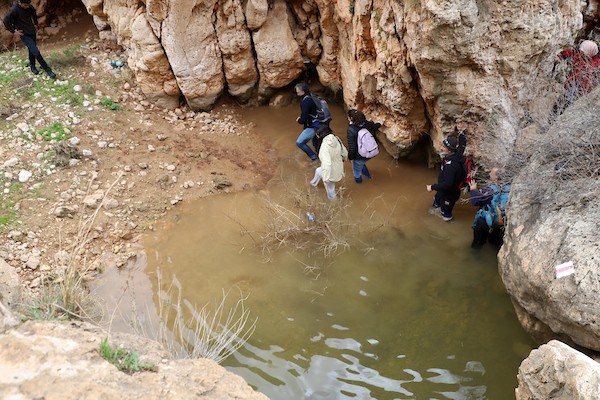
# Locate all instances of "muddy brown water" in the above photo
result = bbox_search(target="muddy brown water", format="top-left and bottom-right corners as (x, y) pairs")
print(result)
(93, 103), (535, 399)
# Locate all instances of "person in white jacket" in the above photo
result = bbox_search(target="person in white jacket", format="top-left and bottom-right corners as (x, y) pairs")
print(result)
(310, 126), (348, 200)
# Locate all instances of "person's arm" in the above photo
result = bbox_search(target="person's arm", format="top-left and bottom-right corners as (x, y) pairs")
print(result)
(320, 144), (333, 181)
(30, 7), (39, 29)
(363, 120), (381, 133)
(431, 162), (461, 192)
(346, 125), (358, 160)
(3, 8), (16, 33)
(556, 48), (575, 62)
(296, 97), (313, 126)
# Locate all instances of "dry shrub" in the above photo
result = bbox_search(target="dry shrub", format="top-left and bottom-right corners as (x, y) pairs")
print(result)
(129, 270), (256, 364)
(469, 57), (600, 186)
(257, 188), (353, 259)
(21, 175), (124, 321)
(248, 186), (390, 264)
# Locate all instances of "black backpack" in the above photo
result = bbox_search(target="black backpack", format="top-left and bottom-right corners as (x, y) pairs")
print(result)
(308, 94), (332, 124)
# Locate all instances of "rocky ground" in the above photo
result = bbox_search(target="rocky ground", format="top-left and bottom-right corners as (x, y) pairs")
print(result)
(0, 28), (277, 303)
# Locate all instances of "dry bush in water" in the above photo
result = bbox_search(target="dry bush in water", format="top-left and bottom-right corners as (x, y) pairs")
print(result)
(129, 270), (256, 364)
(246, 187), (390, 263)
(257, 189), (352, 259)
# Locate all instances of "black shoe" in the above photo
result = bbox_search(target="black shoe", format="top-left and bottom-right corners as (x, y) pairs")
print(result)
(30, 66), (39, 75)
(46, 69), (56, 79)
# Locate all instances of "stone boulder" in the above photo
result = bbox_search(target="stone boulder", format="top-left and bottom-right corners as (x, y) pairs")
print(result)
(516, 340), (600, 400)
(0, 258), (20, 309)
(252, 0), (304, 99)
(499, 91), (600, 350)
(0, 320), (268, 400)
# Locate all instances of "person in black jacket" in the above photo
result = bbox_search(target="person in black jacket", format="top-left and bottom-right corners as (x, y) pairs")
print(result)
(294, 82), (320, 161)
(426, 136), (465, 222)
(3, 0), (55, 78)
(347, 109), (381, 183)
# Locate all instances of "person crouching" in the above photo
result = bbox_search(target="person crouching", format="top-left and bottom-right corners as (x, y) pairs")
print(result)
(309, 126), (348, 200)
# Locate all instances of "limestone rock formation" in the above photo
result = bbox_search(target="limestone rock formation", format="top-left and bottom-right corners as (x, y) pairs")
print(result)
(515, 340), (600, 400)
(0, 258), (20, 310)
(499, 90), (600, 350)
(21, 0), (592, 158)
(252, 0), (304, 99)
(0, 320), (268, 400)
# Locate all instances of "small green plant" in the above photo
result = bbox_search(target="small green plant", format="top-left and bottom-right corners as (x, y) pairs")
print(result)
(349, 1), (355, 14)
(47, 44), (86, 69)
(100, 97), (124, 111)
(37, 121), (68, 141)
(100, 338), (155, 374)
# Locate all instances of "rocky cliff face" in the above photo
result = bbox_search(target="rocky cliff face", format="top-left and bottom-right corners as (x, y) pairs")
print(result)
(499, 89), (600, 351)
(69, 0), (590, 159)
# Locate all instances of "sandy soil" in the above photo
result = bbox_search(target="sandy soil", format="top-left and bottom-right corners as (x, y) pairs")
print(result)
(0, 21), (278, 294)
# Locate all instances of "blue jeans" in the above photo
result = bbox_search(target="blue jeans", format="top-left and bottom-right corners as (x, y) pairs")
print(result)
(296, 127), (318, 160)
(351, 159), (371, 179)
(20, 34), (50, 71)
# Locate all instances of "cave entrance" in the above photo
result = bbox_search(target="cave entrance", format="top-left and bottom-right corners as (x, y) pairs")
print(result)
(41, 0), (96, 45)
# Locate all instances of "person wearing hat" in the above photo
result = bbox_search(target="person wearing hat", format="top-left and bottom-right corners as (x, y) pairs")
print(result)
(294, 82), (320, 161)
(3, 0), (56, 78)
(553, 39), (600, 114)
(426, 136), (466, 222)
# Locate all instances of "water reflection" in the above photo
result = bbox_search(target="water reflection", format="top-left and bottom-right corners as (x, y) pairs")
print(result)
(93, 103), (535, 399)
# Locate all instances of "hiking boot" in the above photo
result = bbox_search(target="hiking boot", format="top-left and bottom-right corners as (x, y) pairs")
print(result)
(45, 69), (56, 79)
(30, 66), (39, 75)
(354, 176), (363, 184)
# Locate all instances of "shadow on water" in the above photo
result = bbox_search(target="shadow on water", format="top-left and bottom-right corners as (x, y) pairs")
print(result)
(92, 102), (535, 399)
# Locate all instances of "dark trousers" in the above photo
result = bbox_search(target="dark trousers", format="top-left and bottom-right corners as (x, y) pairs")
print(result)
(472, 216), (504, 248)
(20, 34), (50, 71)
(434, 191), (460, 217)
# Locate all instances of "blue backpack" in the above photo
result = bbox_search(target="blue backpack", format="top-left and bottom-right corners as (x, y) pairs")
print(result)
(477, 185), (510, 228)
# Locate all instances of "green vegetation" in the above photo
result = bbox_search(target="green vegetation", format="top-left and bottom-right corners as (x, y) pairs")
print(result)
(36, 121), (69, 141)
(349, 1), (355, 15)
(100, 97), (124, 111)
(47, 44), (87, 69)
(100, 338), (155, 374)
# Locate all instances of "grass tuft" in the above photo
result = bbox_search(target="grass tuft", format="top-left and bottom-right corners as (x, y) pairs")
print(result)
(100, 337), (155, 374)
(100, 97), (124, 111)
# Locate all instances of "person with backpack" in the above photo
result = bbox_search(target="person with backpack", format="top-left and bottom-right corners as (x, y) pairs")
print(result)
(3, 0), (56, 78)
(346, 109), (381, 183)
(426, 136), (466, 222)
(294, 82), (330, 161)
(552, 40), (600, 116)
(469, 167), (510, 248)
(309, 125), (348, 200)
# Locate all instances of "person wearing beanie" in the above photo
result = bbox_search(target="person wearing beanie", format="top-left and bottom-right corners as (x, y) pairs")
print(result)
(294, 82), (320, 161)
(3, 0), (56, 78)
(426, 136), (466, 222)
(553, 39), (600, 114)
(469, 167), (510, 248)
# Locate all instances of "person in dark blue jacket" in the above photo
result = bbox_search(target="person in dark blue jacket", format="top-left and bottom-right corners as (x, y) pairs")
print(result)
(347, 109), (381, 183)
(294, 82), (320, 161)
(469, 167), (509, 248)
(426, 136), (465, 221)
(3, 0), (55, 78)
